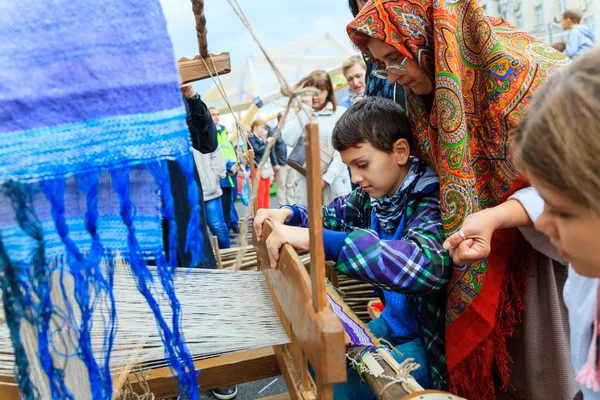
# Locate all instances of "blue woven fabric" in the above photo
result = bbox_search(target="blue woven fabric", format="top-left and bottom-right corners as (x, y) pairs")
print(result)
(0, 1), (203, 398)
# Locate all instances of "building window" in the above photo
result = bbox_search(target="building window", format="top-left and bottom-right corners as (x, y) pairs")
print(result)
(584, 15), (596, 30)
(558, 0), (567, 14)
(516, 14), (524, 27)
(535, 4), (544, 25)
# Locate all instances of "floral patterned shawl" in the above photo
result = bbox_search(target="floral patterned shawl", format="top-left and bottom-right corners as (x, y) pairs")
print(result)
(347, 0), (569, 397)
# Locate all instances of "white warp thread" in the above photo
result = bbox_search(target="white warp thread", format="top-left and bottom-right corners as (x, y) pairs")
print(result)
(0, 261), (289, 387)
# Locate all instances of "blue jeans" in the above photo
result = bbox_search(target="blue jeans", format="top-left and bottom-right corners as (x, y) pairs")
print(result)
(204, 197), (231, 249)
(229, 179), (239, 229)
(333, 317), (431, 400)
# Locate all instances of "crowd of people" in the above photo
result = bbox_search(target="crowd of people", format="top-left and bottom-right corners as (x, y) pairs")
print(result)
(182, 1), (599, 399)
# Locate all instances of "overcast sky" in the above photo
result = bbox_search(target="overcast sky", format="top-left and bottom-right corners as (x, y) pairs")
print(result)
(160, 0), (357, 94)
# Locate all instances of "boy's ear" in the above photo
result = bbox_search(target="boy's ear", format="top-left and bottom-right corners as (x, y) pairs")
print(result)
(393, 139), (410, 166)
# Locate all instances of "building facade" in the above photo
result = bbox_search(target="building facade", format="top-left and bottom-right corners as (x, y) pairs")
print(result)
(479, 0), (598, 44)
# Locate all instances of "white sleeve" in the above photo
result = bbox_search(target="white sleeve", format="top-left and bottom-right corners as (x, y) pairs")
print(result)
(509, 187), (568, 264)
(322, 150), (345, 184)
(211, 149), (227, 180)
(281, 105), (312, 147)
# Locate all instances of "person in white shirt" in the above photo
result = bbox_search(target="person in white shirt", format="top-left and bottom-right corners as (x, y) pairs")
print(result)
(281, 70), (351, 206)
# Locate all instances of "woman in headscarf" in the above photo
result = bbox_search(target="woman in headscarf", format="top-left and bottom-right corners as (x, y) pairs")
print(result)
(347, 1), (576, 399)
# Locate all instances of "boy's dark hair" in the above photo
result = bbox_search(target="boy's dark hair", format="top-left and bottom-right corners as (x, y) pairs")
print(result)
(563, 8), (583, 24)
(332, 96), (412, 153)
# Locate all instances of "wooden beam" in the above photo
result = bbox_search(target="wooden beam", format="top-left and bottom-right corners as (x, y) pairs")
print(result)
(272, 345), (310, 400)
(351, 350), (411, 399)
(304, 119), (327, 313)
(255, 221), (346, 386)
(258, 393), (291, 400)
(402, 390), (466, 399)
(178, 52), (231, 84)
(127, 347), (280, 399)
(213, 235), (223, 269)
(0, 376), (19, 399)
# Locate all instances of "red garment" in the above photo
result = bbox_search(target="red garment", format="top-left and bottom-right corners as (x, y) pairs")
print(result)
(255, 170), (271, 210)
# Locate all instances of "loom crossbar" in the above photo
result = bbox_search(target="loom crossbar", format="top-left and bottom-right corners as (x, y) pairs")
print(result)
(126, 347), (281, 399)
(177, 52), (232, 84)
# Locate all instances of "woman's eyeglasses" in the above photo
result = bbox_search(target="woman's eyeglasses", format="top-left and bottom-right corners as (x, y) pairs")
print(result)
(371, 58), (408, 79)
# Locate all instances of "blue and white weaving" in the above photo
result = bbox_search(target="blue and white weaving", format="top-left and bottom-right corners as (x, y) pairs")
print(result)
(0, 0), (203, 398)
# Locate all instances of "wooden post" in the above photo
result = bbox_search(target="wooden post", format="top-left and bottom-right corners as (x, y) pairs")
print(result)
(304, 119), (327, 313)
(213, 236), (223, 269)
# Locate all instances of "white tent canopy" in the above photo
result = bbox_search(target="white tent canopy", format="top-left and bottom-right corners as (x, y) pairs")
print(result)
(201, 32), (357, 118)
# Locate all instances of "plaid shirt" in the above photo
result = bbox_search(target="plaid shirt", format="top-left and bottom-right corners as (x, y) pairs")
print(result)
(291, 188), (451, 390)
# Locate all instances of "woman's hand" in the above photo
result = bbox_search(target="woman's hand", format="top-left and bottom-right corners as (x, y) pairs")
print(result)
(352, 96), (366, 104)
(443, 199), (532, 265)
(265, 224), (310, 268)
(301, 95), (313, 107)
(443, 209), (500, 265)
(254, 207), (293, 241)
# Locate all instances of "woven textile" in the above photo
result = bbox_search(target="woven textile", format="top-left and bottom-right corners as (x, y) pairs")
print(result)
(0, 1), (203, 399)
(326, 280), (378, 347)
(347, 1), (569, 397)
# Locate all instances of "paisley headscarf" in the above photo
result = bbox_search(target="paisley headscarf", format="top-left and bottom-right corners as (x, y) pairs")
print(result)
(347, 0), (569, 397)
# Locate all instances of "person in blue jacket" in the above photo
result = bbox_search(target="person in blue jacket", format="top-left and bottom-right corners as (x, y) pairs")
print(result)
(562, 8), (596, 60)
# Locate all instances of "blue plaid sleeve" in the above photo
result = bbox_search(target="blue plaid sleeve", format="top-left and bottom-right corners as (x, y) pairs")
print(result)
(289, 189), (370, 231)
(335, 195), (451, 296)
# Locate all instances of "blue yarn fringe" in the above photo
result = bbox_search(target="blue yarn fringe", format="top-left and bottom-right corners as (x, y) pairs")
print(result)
(0, 236), (39, 400)
(176, 154), (205, 267)
(41, 177), (110, 400)
(0, 159), (205, 399)
(111, 166), (198, 400)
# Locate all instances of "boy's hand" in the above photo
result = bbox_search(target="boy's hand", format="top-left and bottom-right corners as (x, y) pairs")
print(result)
(254, 207), (293, 241)
(266, 224), (310, 268)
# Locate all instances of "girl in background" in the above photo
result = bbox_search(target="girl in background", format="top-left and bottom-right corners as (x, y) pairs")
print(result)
(281, 70), (351, 206)
(248, 119), (275, 209)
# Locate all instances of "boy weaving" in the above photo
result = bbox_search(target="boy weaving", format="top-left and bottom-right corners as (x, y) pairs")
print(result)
(254, 97), (451, 397)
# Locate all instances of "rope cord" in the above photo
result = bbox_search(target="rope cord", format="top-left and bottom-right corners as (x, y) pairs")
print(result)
(190, 0), (209, 58)
(200, 0), (323, 271)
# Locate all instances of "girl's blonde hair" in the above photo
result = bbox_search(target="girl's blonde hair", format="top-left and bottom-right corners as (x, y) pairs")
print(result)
(515, 47), (600, 211)
(341, 55), (366, 76)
